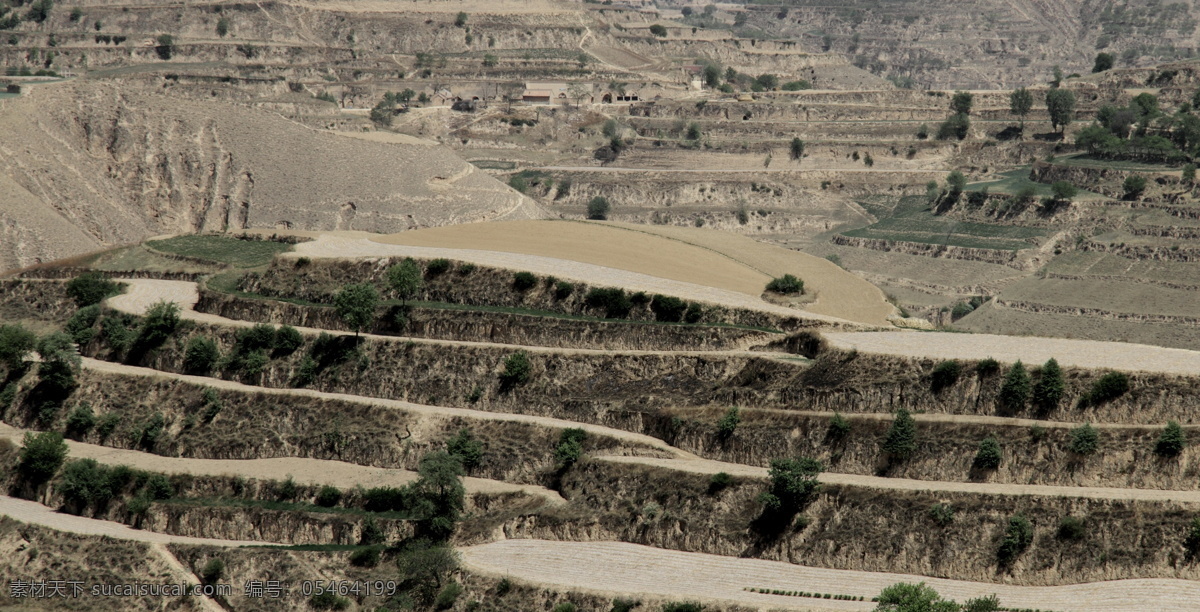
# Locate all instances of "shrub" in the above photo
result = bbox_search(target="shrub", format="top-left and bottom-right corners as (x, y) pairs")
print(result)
(65, 305), (101, 346)
(764, 457), (821, 512)
(237, 323), (276, 354)
(309, 591), (350, 610)
(1083, 372), (1129, 406)
(684, 303), (702, 323)
(349, 546), (381, 567)
(765, 274), (804, 295)
(929, 360), (960, 392)
(650, 294), (688, 322)
(1068, 423), (1099, 455)
(976, 357), (1000, 376)
(200, 388), (222, 422)
(781, 80), (811, 91)
(434, 581), (463, 610)
(1155, 421), (1187, 458)
(512, 272), (538, 292)
(552, 604), (577, 612)
(883, 409), (917, 460)
(144, 473), (173, 500)
(611, 600), (638, 612)
(201, 559), (224, 584)
(997, 514), (1033, 565)
(18, 432), (68, 484)
(1185, 517), (1200, 560)
(66, 272), (120, 308)
(662, 603), (704, 612)
(1184, 164), (1197, 185)
(715, 407), (740, 441)
(1057, 516), (1086, 541)
(708, 472), (732, 493)
(686, 122), (702, 140)
(584, 288), (632, 318)
(827, 412), (851, 442)
(587, 196), (611, 220)
(37, 332), (81, 399)
(0, 323), (37, 369)
(315, 485), (342, 508)
(997, 361), (1030, 413)
(136, 300), (180, 349)
(426, 258), (452, 276)
(929, 503), (955, 526)
(649, 24), (667, 37)
(183, 336), (220, 375)
(937, 113), (970, 140)
(553, 281), (574, 300)
(499, 351), (532, 389)
(274, 326), (303, 355)
(447, 428), (484, 470)
(362, 487), (408, 512)
(555, 428), (587, 467)
(973, 436), (1002, 470)
(58, 459), (112, 512)
(1123, 175), (1147, 199)
(950, 301), (974, 320)
(65, 404), (96, 440)
(1032, 358), (1064, 413)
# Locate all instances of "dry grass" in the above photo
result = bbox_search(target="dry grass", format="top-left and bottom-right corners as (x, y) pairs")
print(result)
(461, 540), (1200, 612)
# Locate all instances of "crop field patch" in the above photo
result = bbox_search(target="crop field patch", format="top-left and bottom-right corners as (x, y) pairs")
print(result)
(843, 194), (1047, 251)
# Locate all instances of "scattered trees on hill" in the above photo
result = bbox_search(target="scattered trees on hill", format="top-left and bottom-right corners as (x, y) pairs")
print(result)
(333, 283), (378, 337)
(386, 258), (423, 305)
(1032, 358), (1064, 413)
(1155, 421), (1187, 458)
(882, 408), (917, 461)
(1093, 52), (1114, 73)
(998, 361), (1030, 413)
(1045, 88), (1075, 133)
(18, 431), (68, 487)
(1009, 87), (1033, 130)
(587, 196), (611, 220)
(765, 274), (804, 295)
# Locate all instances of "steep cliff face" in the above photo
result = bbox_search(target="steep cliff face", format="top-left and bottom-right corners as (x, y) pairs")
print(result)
(0, 81), (544, 271)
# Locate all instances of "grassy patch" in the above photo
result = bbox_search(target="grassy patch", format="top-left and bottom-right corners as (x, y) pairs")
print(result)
(146, 235), (292, 269)
(160, 496), (413, 520)
(469, 160), (517, 170)
(842, 195), (1047, 251)
(1051, 153), (1181, 172)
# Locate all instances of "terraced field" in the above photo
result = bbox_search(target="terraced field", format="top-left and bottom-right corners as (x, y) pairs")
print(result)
(3, 234), (1200, 611)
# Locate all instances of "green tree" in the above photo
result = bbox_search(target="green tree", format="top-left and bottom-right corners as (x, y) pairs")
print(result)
(454, 11), (467, 26)
(873, 582), (960, 612)
(1032, 358), (1064, 413)
(998, 361), (1030, 413)
(1155, 421), (1187, 458)
(946, 170), (967, 200)
(446, 428), (484, 470)
(997, 514), (1034, 565)
(0, 323), (36, 370)
(702, 63), (721, 88)
(1183, 164), (1196, 185)
(554, 428), (587, 467)
(136, 300), (180, 349)
(755, 73), (778, 90)
(765, 274), (804, 294)
(183, 336), (220, 375)
(1068, 423), (1099, 455)
(1185, 517), (1200, 560)
(930, 360), (960, 393)
(587, 196), (611, 220)
(1092, 52), (1114, 73)
(216, 17), (229, 37)
(649, 24), (667, 37)
(883, 409), (917, 461)
(716, 407), (740, 441)
(1046, 88), (1076, 133)
(973, 436), (1002, 470)
(937, 113), (970, 140)
(1123, 175), (1147, 199)
(950, 91), (973, 115)
(66, 272), (120, 308)
(37, 332), (81, 398)
(1051, 181), (1077, 202)
(789, 137), (804, 161)
(686, 122), (702, 140)
(386, 258), (423, 305)
(333, 283), (378, 337)
(155, 34), (174, 60)
(499, 351), (532, 390)
(482, 53), (497, 67)
(763, 457), (821, 512)
(408, 451), (466, 541)
(18, 431), (68, 486)
(1009, 87), (1033, 129)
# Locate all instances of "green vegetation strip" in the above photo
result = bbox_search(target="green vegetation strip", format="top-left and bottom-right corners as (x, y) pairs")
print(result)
(158, 496), (413, 520)
(745, 587), (868, 602)
(146, 235), (293, 269)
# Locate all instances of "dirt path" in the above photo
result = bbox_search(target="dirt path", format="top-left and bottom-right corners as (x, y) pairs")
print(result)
(597, 456), (1200, 503)
(0, 495), (273, 547)
(150, 542), (226, 612)
(460, 540), (1200, 612)
(107, 278), (785, 357)
(826, 330), (1200, 376)
(0, 422), (566, 505)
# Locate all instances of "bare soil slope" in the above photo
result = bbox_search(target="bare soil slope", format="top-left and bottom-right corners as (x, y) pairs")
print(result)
(0, 81), (544, 271)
